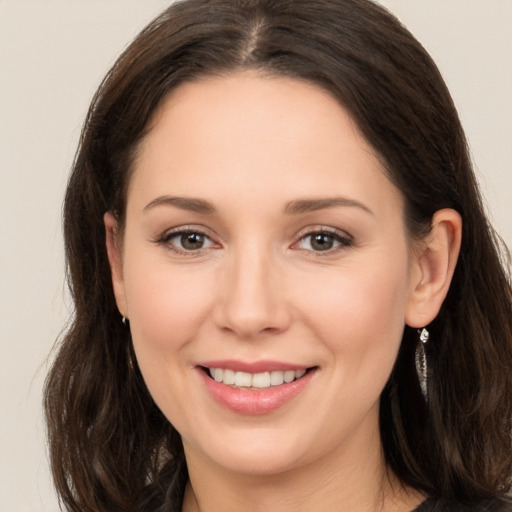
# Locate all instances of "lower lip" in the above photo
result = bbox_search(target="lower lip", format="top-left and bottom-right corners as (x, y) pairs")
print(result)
(198, 368), (315, 415)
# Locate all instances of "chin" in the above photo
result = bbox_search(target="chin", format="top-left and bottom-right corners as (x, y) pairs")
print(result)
(184, 426), (313, 477)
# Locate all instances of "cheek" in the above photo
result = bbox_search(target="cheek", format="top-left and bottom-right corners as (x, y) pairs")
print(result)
(299, 252), (410, 362)
(122, 258), (218, 422)
(123, 255), (216, 363)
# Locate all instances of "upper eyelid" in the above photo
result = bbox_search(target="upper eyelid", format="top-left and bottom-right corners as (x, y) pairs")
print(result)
(293, 225), (353, 241)
(158, 225), (217, 240)
(155, 227), (219, 256)
(290, 226), (354, 253)
(153, 224), (352, 247)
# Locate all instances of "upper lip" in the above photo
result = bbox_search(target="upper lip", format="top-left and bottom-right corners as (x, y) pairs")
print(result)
(197, 359), (312, 373)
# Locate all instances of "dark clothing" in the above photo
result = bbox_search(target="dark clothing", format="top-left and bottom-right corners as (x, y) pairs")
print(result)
(414, 497), (512, 511)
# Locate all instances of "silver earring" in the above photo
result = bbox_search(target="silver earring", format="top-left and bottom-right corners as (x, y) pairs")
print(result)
(415, 328), (429, 400)
(122, 316), (128, 326)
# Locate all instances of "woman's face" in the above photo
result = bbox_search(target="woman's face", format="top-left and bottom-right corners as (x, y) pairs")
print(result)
(109, 72), (423, 476)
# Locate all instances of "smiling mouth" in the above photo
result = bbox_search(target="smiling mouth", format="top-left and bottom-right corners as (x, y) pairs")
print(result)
(203, 367), (313, 389)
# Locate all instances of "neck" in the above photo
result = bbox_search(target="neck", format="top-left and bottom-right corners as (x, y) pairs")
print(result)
(181, 419), (423, 512)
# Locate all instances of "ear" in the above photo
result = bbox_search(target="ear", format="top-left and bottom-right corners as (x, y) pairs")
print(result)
(405, 208), (462, 328)
(104, 211), (128, 318)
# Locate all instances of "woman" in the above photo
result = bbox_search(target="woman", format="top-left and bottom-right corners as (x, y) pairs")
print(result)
(44, 0), (512, 510)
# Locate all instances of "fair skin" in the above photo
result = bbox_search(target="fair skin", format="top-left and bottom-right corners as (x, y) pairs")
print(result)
(105, 72), (461, 511)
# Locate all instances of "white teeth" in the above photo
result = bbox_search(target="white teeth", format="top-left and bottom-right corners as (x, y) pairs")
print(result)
(252, 372), (271, 388)
(207, 368), (308, 388)
(270, 370), (284, 386)
(234, 371), (252, 387)
(283, 370), (295, 383)
(295, 369), (306, 379)
(223, 369), (236, 385)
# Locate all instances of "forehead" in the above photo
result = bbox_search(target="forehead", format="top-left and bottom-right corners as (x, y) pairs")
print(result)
(129, 71), (402, 215)
(141, 71), (366, 160)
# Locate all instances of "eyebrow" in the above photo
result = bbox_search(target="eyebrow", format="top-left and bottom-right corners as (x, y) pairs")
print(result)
(143, 195), (373, 216)
(284, 197), (374, 216)
(143, 196), (217, 214)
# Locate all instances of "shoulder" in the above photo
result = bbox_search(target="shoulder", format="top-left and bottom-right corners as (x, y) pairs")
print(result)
(414, 497), (512, 512)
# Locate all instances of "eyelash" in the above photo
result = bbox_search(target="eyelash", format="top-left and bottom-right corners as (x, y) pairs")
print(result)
(154, 227), (218, 257)
(292, 228), (353, 255)
(154, 226), (353, 257)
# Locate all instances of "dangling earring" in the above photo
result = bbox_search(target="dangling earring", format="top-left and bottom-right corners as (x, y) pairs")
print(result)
(122, 317), (135, 371)
(415, 328), (429, 400)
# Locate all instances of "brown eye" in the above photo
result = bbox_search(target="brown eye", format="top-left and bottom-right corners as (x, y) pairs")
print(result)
(180, 232), (205, 250)
(158, 229), (215, 253)
(295, 230), (352, 253)
(310, 233), (335, 251)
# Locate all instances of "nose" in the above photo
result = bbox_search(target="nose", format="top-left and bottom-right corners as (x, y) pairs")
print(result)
(214, 246), (291, 339)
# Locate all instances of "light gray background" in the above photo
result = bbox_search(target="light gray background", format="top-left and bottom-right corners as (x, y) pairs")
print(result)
(1, 1), (511, 511)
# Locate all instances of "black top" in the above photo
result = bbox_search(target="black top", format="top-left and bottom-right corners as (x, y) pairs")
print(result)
(148, 495), (512, 511)
(414, 497), (512, 511)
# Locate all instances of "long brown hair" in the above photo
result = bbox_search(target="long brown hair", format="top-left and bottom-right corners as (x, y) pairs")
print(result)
(45, 1), (512, 510)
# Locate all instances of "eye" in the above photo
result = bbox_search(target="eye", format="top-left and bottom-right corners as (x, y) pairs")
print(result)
(295, 229), (352, 253)
(156, 228), (217, 254)
(175, 232), (209, 251)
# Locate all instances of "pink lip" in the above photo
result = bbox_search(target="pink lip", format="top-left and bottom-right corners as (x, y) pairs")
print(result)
(196, 362), (316, 415)
(199, 359), (310, 373)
